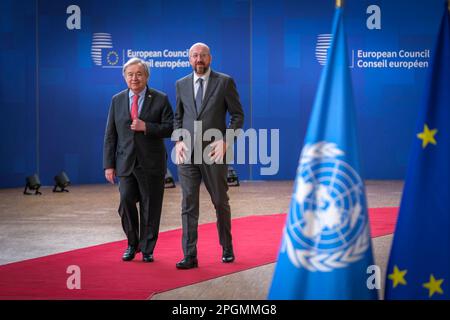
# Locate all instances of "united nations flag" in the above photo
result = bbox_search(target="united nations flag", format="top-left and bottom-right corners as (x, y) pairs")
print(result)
(268, 2), (377, 300)
(385, 2), (450, 300)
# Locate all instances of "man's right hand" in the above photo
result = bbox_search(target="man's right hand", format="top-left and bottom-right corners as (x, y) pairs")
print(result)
(175, 141), (188, 164)
(105, 168), (116, 184)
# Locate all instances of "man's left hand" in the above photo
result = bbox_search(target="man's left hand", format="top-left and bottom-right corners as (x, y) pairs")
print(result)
(208, 140), (227, 163)
(131, 119), (146, 132)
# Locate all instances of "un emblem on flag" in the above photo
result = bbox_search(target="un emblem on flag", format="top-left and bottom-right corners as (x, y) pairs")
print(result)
(283, 142), (370, 272)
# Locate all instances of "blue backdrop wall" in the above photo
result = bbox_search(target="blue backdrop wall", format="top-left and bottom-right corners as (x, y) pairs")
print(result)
(0, 0), (444, 187)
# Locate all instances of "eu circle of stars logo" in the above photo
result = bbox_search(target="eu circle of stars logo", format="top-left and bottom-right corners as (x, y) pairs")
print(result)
(107, 50), (119, 66)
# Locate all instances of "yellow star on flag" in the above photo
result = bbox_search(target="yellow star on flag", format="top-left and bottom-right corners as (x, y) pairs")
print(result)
(423, 274), (444, 298)
(417, 124), (438, 148)
(388, 265), (407, 288)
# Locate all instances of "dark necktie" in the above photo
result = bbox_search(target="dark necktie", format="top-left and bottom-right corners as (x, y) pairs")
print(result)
(195, 78), (204, 114)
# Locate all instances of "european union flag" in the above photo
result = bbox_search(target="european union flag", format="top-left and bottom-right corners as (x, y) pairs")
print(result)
(385, 3), (450, 300)
(268, 4), (377, 300)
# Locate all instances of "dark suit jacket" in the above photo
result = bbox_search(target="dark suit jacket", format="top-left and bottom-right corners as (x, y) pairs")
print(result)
(103, 87), (174, 176)
(174, 70), (244, 157)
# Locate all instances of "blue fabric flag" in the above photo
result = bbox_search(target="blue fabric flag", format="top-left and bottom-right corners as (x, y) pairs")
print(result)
(268, 6), (377, 300)
(385, 3), (450, 300)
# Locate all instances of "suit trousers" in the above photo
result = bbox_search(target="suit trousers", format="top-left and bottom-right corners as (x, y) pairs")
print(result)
(178, 162), (232, 258)
(118, 162), (165, 255)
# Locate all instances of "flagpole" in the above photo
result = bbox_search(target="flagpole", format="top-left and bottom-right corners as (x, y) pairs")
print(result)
(336, 0), (343, 8)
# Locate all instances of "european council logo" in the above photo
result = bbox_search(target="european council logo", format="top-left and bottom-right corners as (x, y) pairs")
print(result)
(91, 32), (113, 66)
(282, 142), (370, 272)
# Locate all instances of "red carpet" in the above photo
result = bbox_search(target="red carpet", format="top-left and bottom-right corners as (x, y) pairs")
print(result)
(0, 207), (398, 300)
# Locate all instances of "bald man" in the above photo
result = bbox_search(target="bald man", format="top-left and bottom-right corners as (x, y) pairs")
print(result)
(174, 43), (244, 269)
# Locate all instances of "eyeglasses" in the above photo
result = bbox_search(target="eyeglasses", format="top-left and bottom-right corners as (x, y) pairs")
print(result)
(126, 72), (145, 79)
(190, 53), (209, 59)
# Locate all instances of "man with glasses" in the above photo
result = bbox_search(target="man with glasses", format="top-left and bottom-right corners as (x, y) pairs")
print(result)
(103, 57), (173, 263)
(174, 43), (244, 269)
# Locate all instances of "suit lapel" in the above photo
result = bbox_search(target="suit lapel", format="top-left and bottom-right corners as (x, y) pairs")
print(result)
(183, 74), (198, 116)
(123, 89), (132, 120)
(139, 87), (153, 118)
(198, 71), (219, 117)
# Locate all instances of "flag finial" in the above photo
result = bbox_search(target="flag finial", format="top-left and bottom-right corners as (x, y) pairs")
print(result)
(336, 0), (343, 8)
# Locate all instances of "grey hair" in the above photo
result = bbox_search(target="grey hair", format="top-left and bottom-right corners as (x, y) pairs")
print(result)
(122, 57), (150, 77)
(189, 42), (211, 55)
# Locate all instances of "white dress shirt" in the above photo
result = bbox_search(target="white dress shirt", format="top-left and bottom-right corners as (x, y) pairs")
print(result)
(193, 68), (211, 100)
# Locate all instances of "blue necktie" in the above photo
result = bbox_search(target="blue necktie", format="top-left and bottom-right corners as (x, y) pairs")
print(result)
(195, 78), (204, 114)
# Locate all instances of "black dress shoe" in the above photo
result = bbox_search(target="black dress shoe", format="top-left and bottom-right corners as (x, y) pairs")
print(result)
(142, 254), (154, 263)
(176, 257), (198, 269)
(222, 248), (235, 263)
(122, 246), (140, 261)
